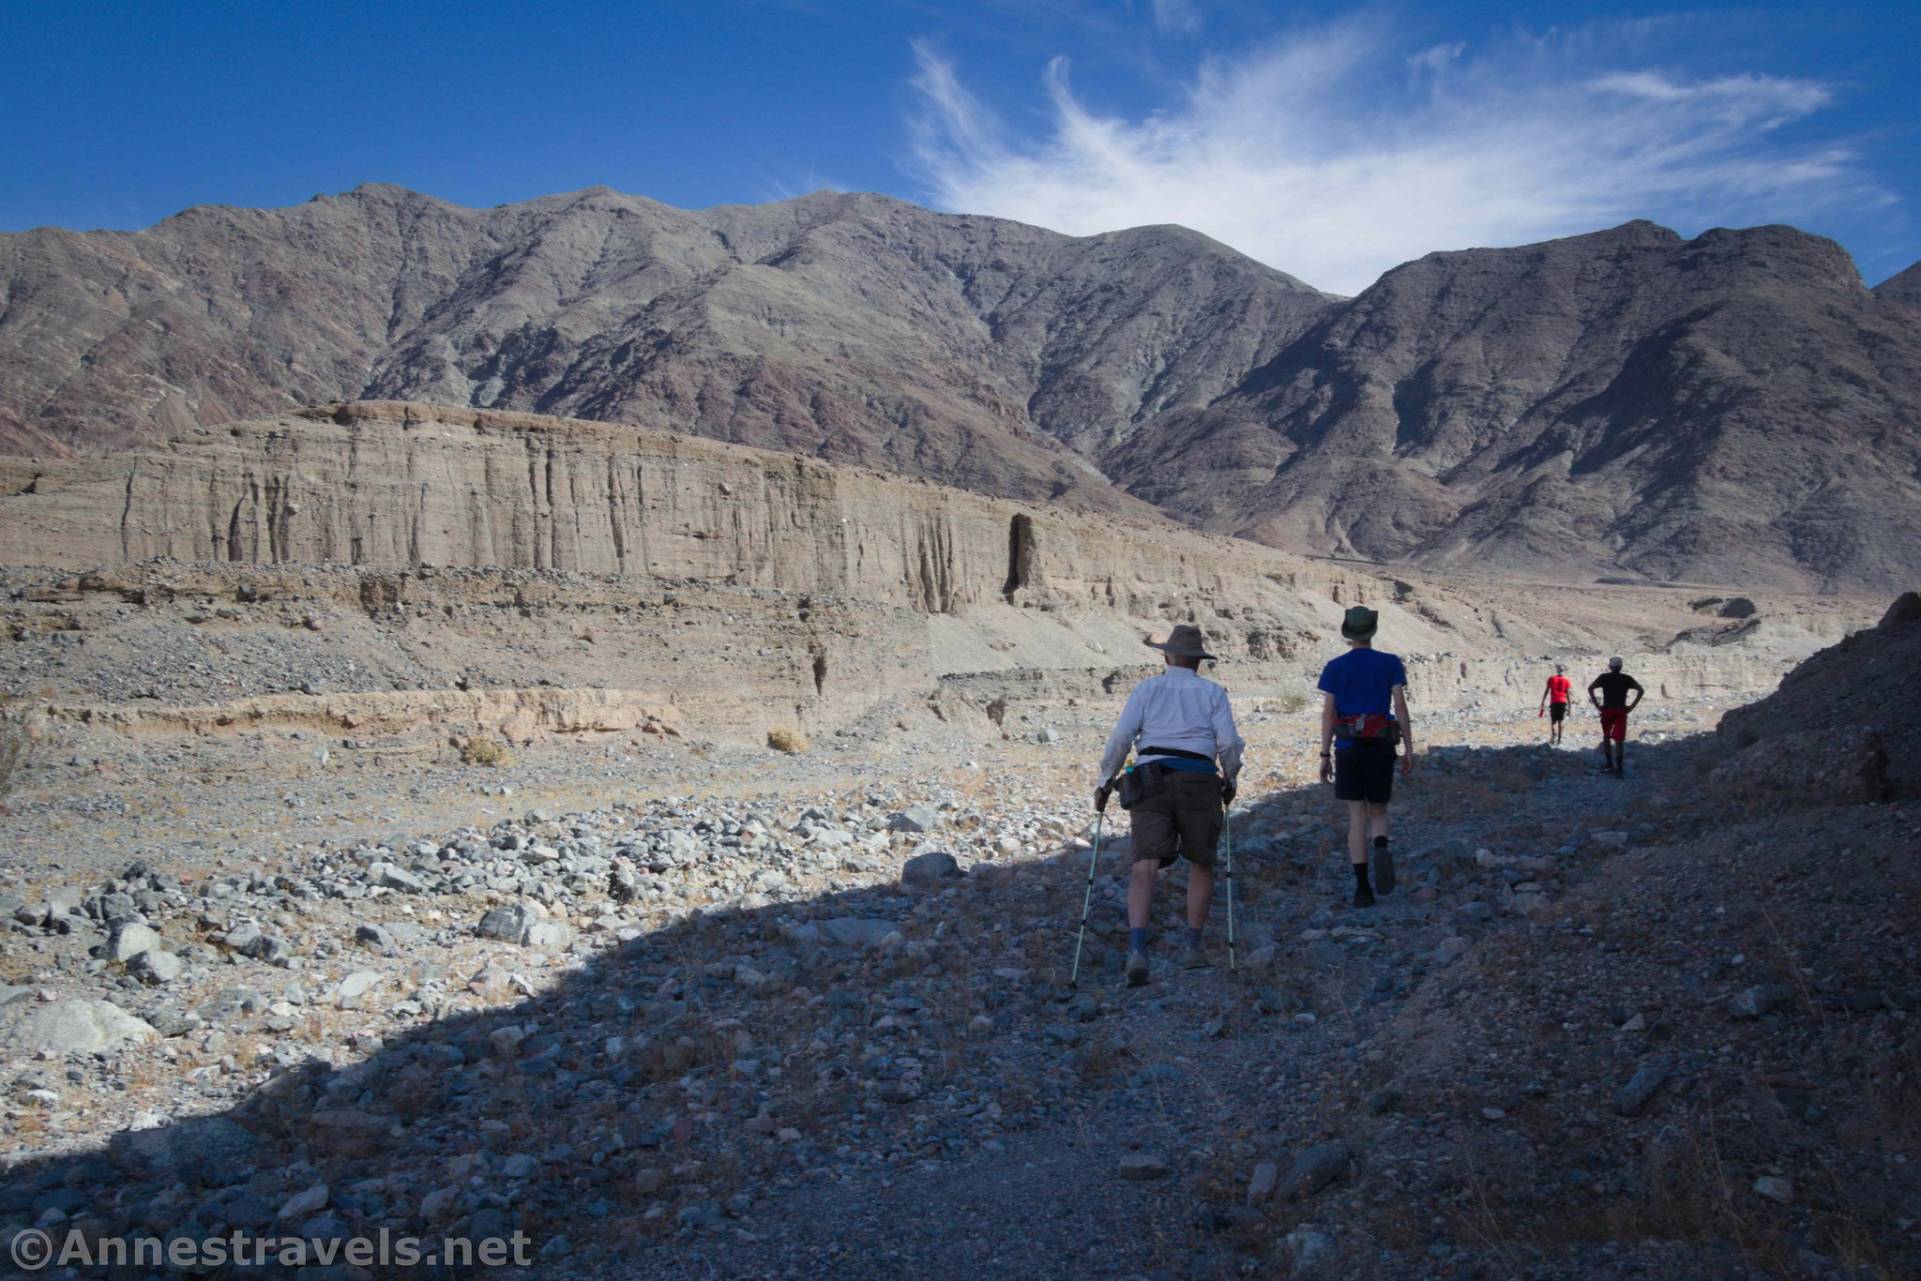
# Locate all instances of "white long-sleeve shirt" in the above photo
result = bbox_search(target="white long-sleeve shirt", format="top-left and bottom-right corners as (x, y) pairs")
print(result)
(1095, 666), (1244, 787)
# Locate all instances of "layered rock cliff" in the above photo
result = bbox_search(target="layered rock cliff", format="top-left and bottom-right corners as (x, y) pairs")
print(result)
(0, 403), (1865, 747)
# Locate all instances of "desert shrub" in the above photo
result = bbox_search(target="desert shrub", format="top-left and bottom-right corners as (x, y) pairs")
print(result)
(460, 736), (513, 768)
(1270, 691), (1309, 715)
(766, 727), (808, 754)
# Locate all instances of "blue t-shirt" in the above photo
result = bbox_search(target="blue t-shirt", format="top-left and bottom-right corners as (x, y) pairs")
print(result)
(1317, 648), (1408, 728)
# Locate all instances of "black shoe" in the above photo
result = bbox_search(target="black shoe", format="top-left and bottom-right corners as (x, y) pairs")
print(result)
(1352, 885), (1376, 909)
(1374, 845), (1395, 895)
(1125, 949), (1149, 987)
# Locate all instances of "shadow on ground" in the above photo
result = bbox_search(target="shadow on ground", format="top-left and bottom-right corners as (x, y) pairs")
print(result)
(2, 736), (1705, 1279)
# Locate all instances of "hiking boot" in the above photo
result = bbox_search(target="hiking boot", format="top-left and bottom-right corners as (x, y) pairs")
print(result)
(1374, 845), (1395, 895)
(1352, 885), (1376, 909)
(1125, 949), (1150, 987)
(1181, 945), (1210, 970)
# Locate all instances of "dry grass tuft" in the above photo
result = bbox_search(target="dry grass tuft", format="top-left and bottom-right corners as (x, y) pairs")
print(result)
(766, 727), (808, 754)
(459, 736), (514, 767)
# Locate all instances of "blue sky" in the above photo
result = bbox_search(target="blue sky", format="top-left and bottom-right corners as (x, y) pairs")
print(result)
(1, 1), (1915, 292)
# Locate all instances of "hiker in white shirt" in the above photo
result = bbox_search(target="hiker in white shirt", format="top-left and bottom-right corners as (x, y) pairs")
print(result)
(1093, 625), (1244, 984)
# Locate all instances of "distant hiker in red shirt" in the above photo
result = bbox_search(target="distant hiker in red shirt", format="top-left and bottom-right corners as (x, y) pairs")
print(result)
(1538, 664), (1572, 745)
(1588, 656), (1644, 777)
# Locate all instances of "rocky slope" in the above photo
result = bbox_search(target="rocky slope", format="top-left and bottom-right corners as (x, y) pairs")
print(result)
(0, 185), (1328, 513)
(1, 642), (1913, 1280)
(1875, 260), (1921, 311)
(1108, 222), (1921, 591)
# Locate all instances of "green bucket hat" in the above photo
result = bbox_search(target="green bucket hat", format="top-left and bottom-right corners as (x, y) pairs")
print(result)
(1340, 606), (1379, 640)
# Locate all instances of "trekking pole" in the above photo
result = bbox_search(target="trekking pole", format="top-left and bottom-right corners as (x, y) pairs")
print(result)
(1068, 810), (1105, 988)
(1222, 804), (1237, 974)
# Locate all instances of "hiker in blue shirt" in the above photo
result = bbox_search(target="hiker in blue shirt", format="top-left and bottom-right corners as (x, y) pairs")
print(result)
(1316, 606), (1416, 909)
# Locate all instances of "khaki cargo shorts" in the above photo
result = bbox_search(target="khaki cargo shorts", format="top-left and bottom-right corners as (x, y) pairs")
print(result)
(1128, 771), (1224, 868)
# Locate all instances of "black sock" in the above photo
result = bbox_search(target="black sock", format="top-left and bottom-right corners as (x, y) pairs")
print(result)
(1373, 835), (1388, 854)
(1352, 861), (1370, 890)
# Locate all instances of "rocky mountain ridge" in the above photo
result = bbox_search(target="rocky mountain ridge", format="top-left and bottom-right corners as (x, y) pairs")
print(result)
(1109, 221), (1921, 591)
(3, 186), (1917, 589)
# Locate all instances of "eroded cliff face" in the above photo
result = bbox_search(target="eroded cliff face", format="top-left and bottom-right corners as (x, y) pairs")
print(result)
(0, 401), (1382, 624)
(0, 403), (1870, 747)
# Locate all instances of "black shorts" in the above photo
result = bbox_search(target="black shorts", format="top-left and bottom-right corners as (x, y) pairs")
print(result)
(1129, 771), (1224, 868)
(1549, 703), (1567, 723)
(1334, 742), (1395, 804)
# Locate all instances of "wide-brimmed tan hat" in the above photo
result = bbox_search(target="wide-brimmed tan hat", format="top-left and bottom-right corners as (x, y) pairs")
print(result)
(1145, 624), (1216, 660)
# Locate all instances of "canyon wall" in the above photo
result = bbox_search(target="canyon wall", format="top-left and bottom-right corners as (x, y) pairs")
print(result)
(0, 403), (1872, 747)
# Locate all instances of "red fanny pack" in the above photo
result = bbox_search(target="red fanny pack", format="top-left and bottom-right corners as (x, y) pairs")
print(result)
(1337, 713), (1401, 743)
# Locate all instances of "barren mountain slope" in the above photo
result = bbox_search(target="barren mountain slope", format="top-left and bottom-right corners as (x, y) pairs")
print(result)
(1107, 221), (1921, 591)
(1875, 260), (1921, 311)
(0, 185), (1329, 511)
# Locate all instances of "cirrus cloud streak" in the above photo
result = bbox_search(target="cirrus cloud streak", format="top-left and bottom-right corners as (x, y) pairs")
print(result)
(907, 23), (1882, 295)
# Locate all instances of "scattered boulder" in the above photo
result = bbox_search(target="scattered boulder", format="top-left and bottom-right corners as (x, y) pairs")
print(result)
(1117, 1152), (1170, 1180)
(1281, 1139), (1349, 1199)
(1729, 984), (1798, 1020)
(113, 1116), (260, 1178)
(476, 904), (533, 943)
(1247, 1161), (1279, 1205)
(0, 998), (156, 1056)
(107, 922), (162, 963)
(129, 949), (182, 985)
(901, 850), (963, 890)
(335, 970), (384, 1010)
(1614, 1057), (1672, 1117)
(818, 918), (901, 948)
(887, 806), (939, 834)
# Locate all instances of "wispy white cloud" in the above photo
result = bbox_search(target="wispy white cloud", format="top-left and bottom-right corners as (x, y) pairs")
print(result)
(906, 22), (1882, 294)
(1149, 0), (1202, 36)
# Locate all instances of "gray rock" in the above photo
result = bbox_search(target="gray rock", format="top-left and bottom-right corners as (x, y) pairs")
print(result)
(1614, 1057), (1671, 1117)
(1432, 936), (1469, 966)
(1282, 1227), (1336, 1278)
(108, 922), (163, 963)
(277, 1184), (330, 1219)
(221, 922), (263, 953)
(113, 1115), (259, 1177)
(476, 904), (532, 943)
(887, 805), (940, 834)
(1117, 1152), (1169, 1180)
(0, 998), (156, 1056)
(1281, 1139), (1349, 1199)
(1247, 1161), (1279, 1205)
(818, 918), (900, 947)
(354, 923), (395, 952)
(523, 921), (575, 951)
(1752, 1175), (1794, 1205)
(129, 949), (182, 985)
(372, 862), (427, 892)
(335, 970), (383, 1010)
(1729, 983), (1797, 1020)
(901, 850), (963, 890)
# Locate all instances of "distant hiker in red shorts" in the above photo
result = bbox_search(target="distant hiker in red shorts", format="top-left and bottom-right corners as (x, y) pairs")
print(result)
(1317, 606), (1415, 909)
(1539, 664), (1572, 745)
(1587, 656), (1644, 777)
